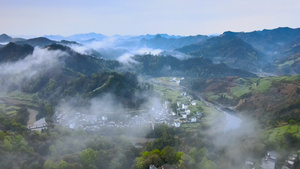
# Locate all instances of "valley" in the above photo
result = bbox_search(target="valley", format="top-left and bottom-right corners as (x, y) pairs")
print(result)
(0, 27), (300, 169)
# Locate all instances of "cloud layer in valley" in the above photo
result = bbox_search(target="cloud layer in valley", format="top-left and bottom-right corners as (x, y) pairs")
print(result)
(0, 47), (68, 92)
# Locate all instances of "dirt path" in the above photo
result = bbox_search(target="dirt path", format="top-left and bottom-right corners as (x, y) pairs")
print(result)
(27, 109), (38, 127)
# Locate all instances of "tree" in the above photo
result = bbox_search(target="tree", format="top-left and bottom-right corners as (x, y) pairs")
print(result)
(147, 154), (164, 168)
(4, 138), (12, 151)
(79, 148), (98, 168)
(160, 146), (177, 164)
(178, 154), (194, 169)
(58, 161), (69, 169)
(198, 157), (217, 169)
(198, 147), (209, 160)
(176, 151), (184, 162)
(49, 145), (57, 157)
(44, 159), (58, 169)
(188, 147), (197, 160)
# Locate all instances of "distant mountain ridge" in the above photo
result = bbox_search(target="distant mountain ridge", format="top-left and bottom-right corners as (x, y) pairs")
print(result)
(0, 34), (12, 42)
(140, 34), (209, 50)
(264, 38), (300, 75)
(0, 42), (257, 79)
(15, 37), (55, 47)
(2, 27), (300, 75)
(176, 34), (265, 71)
(44, 32), (106, 42)
(225, 27), (300, 60)
(0, 33), (25, 43)
(130, 54), (257, 78)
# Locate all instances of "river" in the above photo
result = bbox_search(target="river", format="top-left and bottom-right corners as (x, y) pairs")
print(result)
(217, 107), (242, 132)
(195, 94), (242, 132)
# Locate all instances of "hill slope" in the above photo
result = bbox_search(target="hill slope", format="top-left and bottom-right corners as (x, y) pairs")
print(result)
(130, 54), (257, 78)
(176, 34), (265, 71)
(264, 38), (300, 75)
(15, 37), (56, 47)
(228, 27), (300, 61)
(181, 75), (300, 124)
(0, 43), (34, 62)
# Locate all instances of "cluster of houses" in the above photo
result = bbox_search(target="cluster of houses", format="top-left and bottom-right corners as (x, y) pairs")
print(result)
(282, 154), (298, 169)
(244, 151), (299, 169)
(171, 92), (203, 128)
(169, 77), (184, 86)
(55, 100), (178, 131)
(55, 112), (107, 130)
(55, 89), (204, 131)
(261, 151), (277, 169)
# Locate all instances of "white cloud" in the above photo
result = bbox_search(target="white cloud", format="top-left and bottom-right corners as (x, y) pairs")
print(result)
(116, 47), (162, 64)
(0, 47), (68, 91)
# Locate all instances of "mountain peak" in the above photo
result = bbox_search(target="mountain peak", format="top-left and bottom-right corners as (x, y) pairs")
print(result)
(0, 34), (12, 42)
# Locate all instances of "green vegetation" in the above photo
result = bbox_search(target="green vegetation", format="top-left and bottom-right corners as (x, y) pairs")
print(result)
(264, 124), (300, 147)
(230, 85), (251, 98)
(205, 92), (221, 100)
(154, 86), (189, 104)
(0, 104), (20, 116)
(0, 125), (140, 169)
(133, 54), (256, 78)
(176, 34), (264, 71)
(251, 78), (272, 93)
(1, 31), (300, 169)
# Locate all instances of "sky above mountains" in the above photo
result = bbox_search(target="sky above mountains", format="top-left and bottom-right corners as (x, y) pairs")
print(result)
(1, 0), (300, 37)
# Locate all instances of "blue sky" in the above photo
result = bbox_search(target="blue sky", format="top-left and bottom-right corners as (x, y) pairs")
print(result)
(1, 0), (299, 36)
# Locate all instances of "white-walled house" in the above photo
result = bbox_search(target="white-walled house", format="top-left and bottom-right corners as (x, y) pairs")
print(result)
(181, 112), (187, 118)
(191, 117), (196, 123)
(102, 115), (108, 121)
(185, 109), (191, 115)
(182, 104), (188, 110)
(174, 121), (181, 127)
(177, 102), (181, 107)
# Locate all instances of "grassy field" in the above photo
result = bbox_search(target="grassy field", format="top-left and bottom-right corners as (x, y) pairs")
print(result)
(205, 92), (221, 101)
(1, 91), (40, 109)
(252, 78), (272, 93)
(261, 124), (300, 150)
(0, 103), (20, 116)
(152, 77), (190, 104)
(180, 123), (202, 132)
(230, 75), (300, 98)
(230, 85), (251, 98)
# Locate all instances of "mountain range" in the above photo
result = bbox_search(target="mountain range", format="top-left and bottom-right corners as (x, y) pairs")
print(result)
(1, 27), (300, 75)
(176, 34), (265, 71)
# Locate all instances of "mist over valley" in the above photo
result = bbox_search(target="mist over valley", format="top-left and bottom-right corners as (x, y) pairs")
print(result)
(0, 27), (300, 169)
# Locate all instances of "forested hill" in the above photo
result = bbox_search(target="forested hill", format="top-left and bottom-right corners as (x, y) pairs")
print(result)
(0, 43), (145, 107)
(0, 42), (257, 79)
(131, 54), (257, 78)
(176, 34), (265, 71)
(0, 42), (34, 62)
(46, 44), (120, 75)
(264, 38), (300, 75)
(230, 27), (300, 58)
(181, 75), (300, 124)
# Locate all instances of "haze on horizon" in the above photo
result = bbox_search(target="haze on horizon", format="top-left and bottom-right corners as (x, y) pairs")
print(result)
(0, 0), (300, 37)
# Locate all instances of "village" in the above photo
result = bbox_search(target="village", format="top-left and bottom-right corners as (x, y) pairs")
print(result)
(54, 91), (203, 131)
